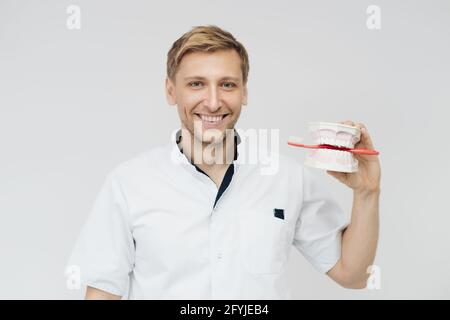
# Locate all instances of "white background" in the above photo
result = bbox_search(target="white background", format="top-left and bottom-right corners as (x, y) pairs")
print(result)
(1, 0), (449, 299)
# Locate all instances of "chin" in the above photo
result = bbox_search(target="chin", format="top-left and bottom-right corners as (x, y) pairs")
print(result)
(199, 129), (225, 144)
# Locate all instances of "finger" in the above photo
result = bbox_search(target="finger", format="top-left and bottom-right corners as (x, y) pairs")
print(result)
(339, 120), (356, 127)
(355, 123), (375, 150)
(326, 170), (348, 183)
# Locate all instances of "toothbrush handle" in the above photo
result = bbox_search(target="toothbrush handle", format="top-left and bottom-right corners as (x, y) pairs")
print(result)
(350, 149), (379, 155)
(287, 141), (379, 155)
(287, 142), (321, 149)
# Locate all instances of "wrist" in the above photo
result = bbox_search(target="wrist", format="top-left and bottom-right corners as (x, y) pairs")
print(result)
(353, 187), (381, 199)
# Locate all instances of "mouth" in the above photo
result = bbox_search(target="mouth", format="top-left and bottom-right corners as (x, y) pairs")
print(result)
(193, 113), (229, 128)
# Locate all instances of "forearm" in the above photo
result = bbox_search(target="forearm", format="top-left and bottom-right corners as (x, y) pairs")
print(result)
(339, 189), (380, 286)
(85, 286), (122, 300)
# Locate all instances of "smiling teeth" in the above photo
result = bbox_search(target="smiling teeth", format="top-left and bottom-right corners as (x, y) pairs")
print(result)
(200, 115), (224, 123)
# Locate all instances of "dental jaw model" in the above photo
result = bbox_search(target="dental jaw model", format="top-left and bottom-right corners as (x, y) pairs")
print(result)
(288, 122), (379, 173)
(305, 122), (360, 172)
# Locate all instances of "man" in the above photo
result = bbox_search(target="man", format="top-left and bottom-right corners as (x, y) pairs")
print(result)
(68, 25), (380, 299)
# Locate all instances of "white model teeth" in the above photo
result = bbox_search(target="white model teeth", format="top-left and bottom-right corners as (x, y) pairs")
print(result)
(305, 122), (361, 173)
(306, 148), (358, 171)
(316, 136), (353, 148)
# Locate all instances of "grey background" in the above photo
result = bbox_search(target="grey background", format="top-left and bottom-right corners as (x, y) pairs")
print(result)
(1, 0), (449, 299)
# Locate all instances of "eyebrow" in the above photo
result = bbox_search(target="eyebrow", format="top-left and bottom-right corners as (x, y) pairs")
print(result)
(183, 76), (241, 82)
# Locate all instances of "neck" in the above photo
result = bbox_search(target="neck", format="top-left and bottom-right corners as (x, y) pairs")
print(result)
(180, 128), (235, 172)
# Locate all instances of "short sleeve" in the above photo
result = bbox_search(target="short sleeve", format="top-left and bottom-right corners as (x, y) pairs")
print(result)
(293, 166), (349, 274)
(67, 171), (135, 297)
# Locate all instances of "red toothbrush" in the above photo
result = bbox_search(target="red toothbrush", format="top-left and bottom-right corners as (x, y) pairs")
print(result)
(287, 141), (379, 155)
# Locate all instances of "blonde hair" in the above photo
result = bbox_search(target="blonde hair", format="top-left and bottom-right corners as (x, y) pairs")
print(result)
(167, 25), (250, 84)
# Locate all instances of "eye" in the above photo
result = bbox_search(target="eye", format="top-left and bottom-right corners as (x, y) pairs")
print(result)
(189, 81), (203, 88)
(221, 82), (236, 89)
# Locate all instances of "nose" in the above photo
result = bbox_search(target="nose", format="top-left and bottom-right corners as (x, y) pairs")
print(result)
(203, 86), (221, 113)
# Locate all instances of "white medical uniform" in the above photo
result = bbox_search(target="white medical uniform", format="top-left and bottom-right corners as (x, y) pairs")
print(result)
(68, 129), (349, 299)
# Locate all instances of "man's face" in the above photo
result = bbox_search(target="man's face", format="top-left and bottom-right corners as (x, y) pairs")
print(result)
(166, 49), (247, 144)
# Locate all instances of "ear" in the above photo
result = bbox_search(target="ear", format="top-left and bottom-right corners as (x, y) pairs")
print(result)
(165, 77), (177, 106)
(242, 84), (248, 106)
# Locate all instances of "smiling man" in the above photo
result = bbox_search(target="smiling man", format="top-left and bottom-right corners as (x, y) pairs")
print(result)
(68, 25), (380, 300)
(165, 45), (247, 186)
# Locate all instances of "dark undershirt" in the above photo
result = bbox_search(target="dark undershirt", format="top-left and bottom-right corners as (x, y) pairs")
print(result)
(176, 130), (238, 208)
(193, 163), (234, 208)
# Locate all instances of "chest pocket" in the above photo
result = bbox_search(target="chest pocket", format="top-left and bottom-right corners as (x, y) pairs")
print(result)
(238, 209), (289, 275)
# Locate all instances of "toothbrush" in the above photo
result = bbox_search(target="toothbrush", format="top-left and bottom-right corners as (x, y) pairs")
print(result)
(287, 141), (379, 155)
